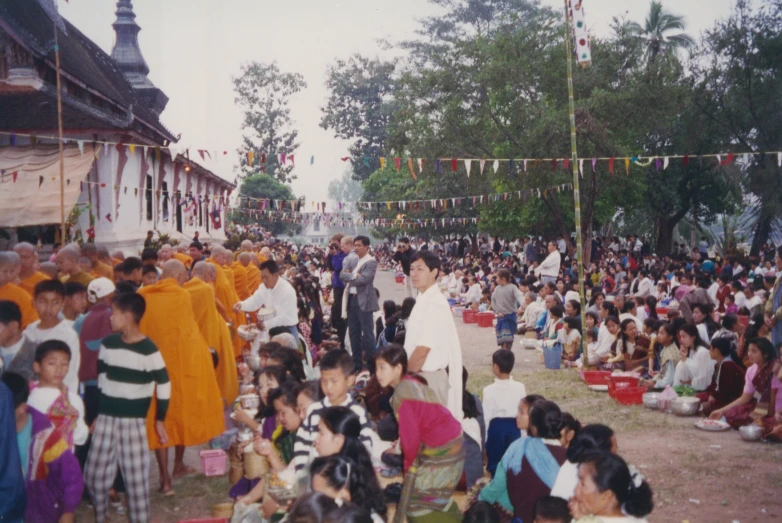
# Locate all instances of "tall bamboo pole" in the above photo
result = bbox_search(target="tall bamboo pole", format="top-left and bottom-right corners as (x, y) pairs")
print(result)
(563, 0), (589, 367)
(54, 1), (66, 242)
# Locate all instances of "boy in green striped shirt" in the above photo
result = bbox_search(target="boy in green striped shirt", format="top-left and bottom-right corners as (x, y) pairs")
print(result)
(84, 293), (170, 523)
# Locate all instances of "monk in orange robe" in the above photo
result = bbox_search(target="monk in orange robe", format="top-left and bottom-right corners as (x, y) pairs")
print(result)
(231, 259), (251, 300)
(206, 250), (247, 357)
(81, 243), (113, 280)
(13, 242), (50, 296)
(0, 252), (40, 328)
(240, 252), (262, 294)
(185, 262), (239, 406)
(138, 260), (224, 494)
(173, 249), (193, 269)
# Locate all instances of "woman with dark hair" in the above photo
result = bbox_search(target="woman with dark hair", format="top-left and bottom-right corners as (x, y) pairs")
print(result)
(374, 345), (464, 522)
(310, 455), (386, 522)
(692, 303), (719, 344)
(697, 337), (746, 415)
(673, 324), (715, 391)
(640, 323), (680, 390)
(712, 313), (741, 357)
(738, 313), (772, 367)
(314, 407), (376, 484)
(268, 346), (307, 382)
(710, 338), (781, 429)
(551, 424), (617, 500)
(587, 292), (605, 315)
(478, 400), (569, 523)
(644, 295), (659, 321)
(604, 319), (650, 372)
(569, 451), (654, 522)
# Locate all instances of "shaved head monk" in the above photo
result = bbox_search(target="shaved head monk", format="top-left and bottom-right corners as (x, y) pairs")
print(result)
(81, 243), (113, 280)
(137, 260), (224, 494)
(230, 249), (251, 301)
(207, 248), (247, 357)
(186, 261), (239, 406)
(13, 242), (50, 296)
(57, 246), (94, 287)
(239, 252), (262, 294)
(158, 244), (174, 263)
(0, 252), (39, 329)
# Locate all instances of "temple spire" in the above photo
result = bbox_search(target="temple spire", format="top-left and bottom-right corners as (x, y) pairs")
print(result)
(111, 0), (168, 116)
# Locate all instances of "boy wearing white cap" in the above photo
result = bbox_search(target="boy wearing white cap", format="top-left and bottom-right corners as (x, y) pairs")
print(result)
(75, 277), (116, 469)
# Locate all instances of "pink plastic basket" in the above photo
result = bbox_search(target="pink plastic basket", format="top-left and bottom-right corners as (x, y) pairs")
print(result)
(199, 449), (227, 477)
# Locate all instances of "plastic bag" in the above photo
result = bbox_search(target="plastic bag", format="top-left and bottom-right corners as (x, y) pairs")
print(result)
(231, 502), (264, 523)
(657, 385), (678, 413)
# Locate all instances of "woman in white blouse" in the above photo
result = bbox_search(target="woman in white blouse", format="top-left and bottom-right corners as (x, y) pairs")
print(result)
(461, 273), (483, 309)
(673, 324), (715, 391)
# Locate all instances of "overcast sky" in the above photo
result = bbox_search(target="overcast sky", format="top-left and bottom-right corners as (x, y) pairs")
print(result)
(59, 0), (736, 205)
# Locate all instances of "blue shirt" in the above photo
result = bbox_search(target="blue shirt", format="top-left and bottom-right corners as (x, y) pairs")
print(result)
(0, 382), (26, 521)
(17, 415), (32, 479)
(330, 251), (347, 289)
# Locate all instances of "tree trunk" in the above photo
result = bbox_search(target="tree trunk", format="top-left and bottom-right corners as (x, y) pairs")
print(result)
(750, 212), (773, 258)
(655, 217), (676, 255)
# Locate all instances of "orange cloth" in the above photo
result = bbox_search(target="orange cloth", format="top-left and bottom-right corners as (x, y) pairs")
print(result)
(138, 279), (224, 449)
(257, 254), (268, 265)
(207, 259), (247, 357)
(112, 257), (123, 266)
(184, 278), (239, 405)
(231, 261), (251, 301)
(91, 261), (113, 280)
(18, 271), (49, 297)
(173, 252), (193, 268)
(0, 283), (40, 329)
(246, 264), (261, 294)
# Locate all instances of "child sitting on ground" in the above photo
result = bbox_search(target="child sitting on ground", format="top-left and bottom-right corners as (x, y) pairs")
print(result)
(294, 350), (373, 475)
(24, 280), (81, 392)
(573, 328), (599, 369)
(560, 317), (582, 363)
(84, 292), (170, 523)
(2, 371), (83, 523)
(27, 340), (88, 450)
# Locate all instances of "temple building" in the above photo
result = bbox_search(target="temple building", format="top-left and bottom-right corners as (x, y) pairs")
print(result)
(0, 0), (234, 251)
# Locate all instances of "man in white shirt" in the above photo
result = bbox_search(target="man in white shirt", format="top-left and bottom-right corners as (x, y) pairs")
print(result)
(534, 242), (561, 284)
(557, 235), (567, 255)
(483, 349), (526, 436)
(636, 269), (653, 298)
(234, 258), (299, 339)
(404, 251), (463, 420)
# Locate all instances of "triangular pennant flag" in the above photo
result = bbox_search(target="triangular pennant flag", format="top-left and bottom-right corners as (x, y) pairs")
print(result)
(655, 158), (661, 170)
(362, 157), (370, 168)
(591, 158), (597, 172)
(609, 157), (615, 174)
(38, 176), (43, 187)
(451, 158), (458, 172)
(311, 155), (315, 165)
(341, 156), (350, 162)
(394, 157), (401, 171)
(198, 150), (205, 161)
(479, 159), (486, 175)
(552, 159), (558, 171)
(778, 152), (782, 167)
(247, 151), (254, 166)
(683, 154), (689, 167)
(464, 159), (472, 178)
(493, 160), (499, 173)
(77, 140), (84, 156)
(563, 158), (569, 170)
(12, 171), (17, 183)
(9, 133), (16, 147)
(715, 154), (722, 166)
(380, 157), (386, 169)
(436, 159), (441, 174)
(407, 158), (417, 180)
(523, 159), (528, 172)
(417, 158), (423, 173)
(624, 158), (630, 175)
(720, 153), (735, 166)
(509, 159), (514, 175)
(663, 157), (669, 170)
(289, 155), (294, 167)
(578, 159), (584, 178)
(280, 153), (287, 165)
(105, 213), (112, 223)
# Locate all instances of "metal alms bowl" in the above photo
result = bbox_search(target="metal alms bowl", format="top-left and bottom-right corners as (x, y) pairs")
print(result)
(671, 397), (701, 416)
(738, 424), (763, 442)
(239, 394), (261, 411)
(642, 392), (660, 410)
(256, 308), (276, 322)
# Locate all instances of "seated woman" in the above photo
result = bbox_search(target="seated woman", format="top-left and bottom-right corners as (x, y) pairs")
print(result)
(540, 305), (565, 348)
(697, 337), (745, 416)
(738, 313), (771, 368)
(551, 424), (617, 501)
(692, 303), (720, 345)
(461, 274), (483, 310)
(709, 337), (781, 429)
(478, 400), (569, 523)
(604, 319), (650, 373)
(375, 345), (464, 522)
(640, 323), (680, 390)
(310, 455), (387, 523)
(560, 317), (583, 364)
(568, 451), (654, 522)
(673, 325), (715, 391)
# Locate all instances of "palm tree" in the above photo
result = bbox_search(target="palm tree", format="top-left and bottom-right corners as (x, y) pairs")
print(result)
(629, 1), (695, 64)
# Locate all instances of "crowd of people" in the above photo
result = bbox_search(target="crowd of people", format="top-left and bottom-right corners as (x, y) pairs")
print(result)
(0, 229), (780, 523)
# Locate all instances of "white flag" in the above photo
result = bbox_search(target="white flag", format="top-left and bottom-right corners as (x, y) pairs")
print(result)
(663, 157), (669, 170)
(479, 159), (486, 175)
(77, 140), (84, 156)
(464, 159), (472, 178)
(493, 160), (499, 173)
(578, 159), (584, 178)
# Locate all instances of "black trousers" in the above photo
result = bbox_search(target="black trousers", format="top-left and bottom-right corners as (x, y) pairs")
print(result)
(332, 286), (347, 347)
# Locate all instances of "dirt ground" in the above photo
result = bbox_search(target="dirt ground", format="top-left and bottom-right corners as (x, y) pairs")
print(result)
(75, 271), (782, 522)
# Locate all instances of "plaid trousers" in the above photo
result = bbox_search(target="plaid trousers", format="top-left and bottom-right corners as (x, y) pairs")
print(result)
(85, 415), (150, 523)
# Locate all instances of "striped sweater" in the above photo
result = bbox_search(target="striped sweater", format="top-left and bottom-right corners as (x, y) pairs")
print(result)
(96, 333), (171, 421)
(293, 396), (373, 472)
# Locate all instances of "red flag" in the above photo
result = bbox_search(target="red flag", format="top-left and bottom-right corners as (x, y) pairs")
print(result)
(394, 158), (401, 171)
(198, 150), (205, 161)
(720, 153), (735, 166)
(12, 171), (17, 183)
(289, 155), (295, 167)
(341, 157), (350, 161)
(451, 158), (458, 172)
(683, 155), (689, 167)
(105, 213), (112, 223)
(609, 158), (615, 174)
(552, 159), (558, 171)
(563, 158), (569, 169)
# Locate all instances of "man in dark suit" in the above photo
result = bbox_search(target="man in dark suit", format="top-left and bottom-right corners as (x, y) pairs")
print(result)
(340, 236), (379, 371)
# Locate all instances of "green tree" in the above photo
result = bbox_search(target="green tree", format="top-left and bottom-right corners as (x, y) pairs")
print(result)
(231, 174), (301, 236)
(320, 55), (400, 181)
(233, 61), (307, 183)
(628, 1), (695, 65)
(328, 168), (364, 204)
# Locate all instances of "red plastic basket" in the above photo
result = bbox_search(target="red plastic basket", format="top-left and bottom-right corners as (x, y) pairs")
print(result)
(614, 386), (648, 405)
(581, 370), (611, 385)
(463, 309), (478, 324)
(477, 312), (495, 328)
(395, 275), (405, 284)
(607, 376), (639, 398)
(199, 449), (226, 477)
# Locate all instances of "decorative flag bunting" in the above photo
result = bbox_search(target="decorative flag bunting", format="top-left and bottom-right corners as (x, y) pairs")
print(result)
(479, 159), (486, 175)
(465, 159), (472, 178)
(493, 160), (499, 174)
(451, 158), (458, 172)
(380, 157), (386, 169)
(407, 158), (417, 180)
(436, 159), (441, 174)
(394, 158), (401, 171)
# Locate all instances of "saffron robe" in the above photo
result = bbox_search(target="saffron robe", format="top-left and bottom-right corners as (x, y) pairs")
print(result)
(231, 261), (251, 301)
(18, 271), (50, 296)
(184, 278), (239, 405)
(138, 279), (224, 449)
(173, 252), (193, 269)
(246, 263), (262, 294)
(207, 259), (247, 357)
(0, 282), (39, 329)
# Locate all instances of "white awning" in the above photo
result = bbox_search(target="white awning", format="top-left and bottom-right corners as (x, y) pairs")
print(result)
(0, 144), (96, 227)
